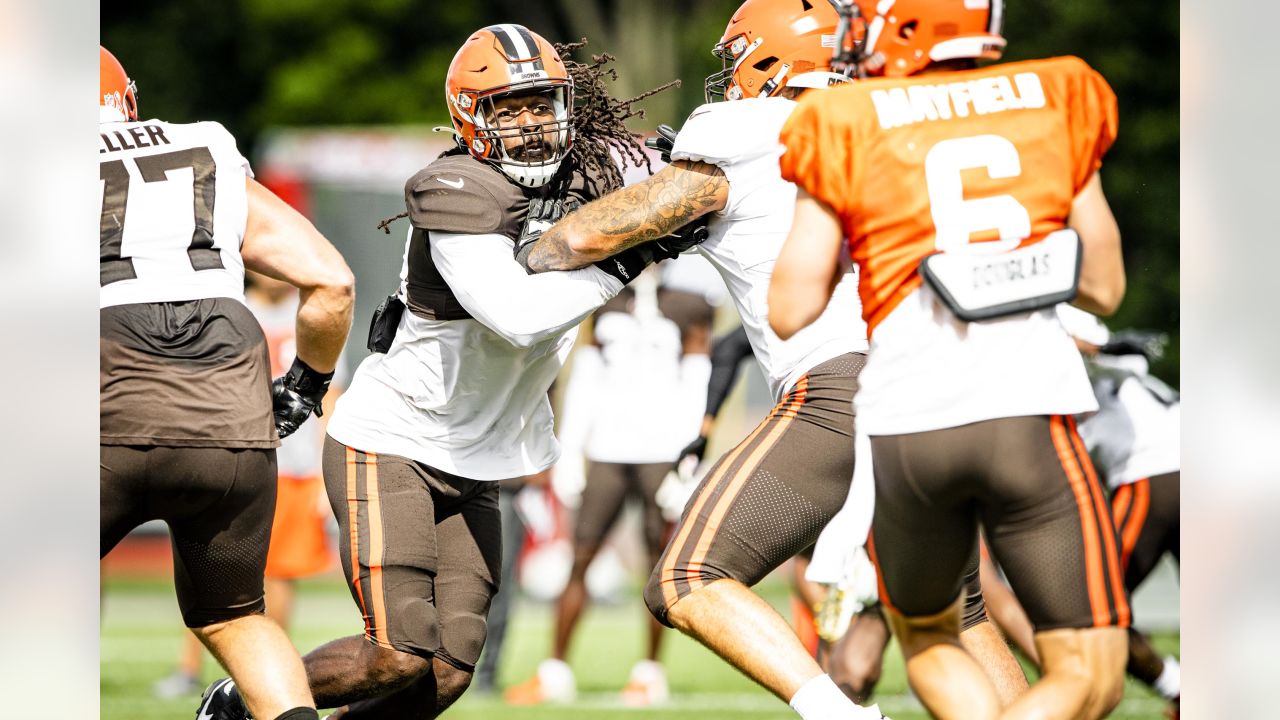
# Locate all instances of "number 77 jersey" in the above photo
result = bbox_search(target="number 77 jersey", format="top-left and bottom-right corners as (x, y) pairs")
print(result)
(99, 119), (254, 309)
(779, 56), (1118, 435)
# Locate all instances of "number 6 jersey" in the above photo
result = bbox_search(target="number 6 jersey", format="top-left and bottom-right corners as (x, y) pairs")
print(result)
(99, 119), (253, 308)
(780, 56), (1118, 435)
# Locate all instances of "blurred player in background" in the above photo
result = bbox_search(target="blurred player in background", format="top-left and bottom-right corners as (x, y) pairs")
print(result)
(153, 269), (346, 699)
(770, 0), (1129, 717)
(98, 46), (354, 720)
(520, 2), (1026, 717)
(506, 270), (712, 706)
(200, 25), (700, 720)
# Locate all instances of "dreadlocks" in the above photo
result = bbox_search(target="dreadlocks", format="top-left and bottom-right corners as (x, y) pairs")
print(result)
(378, 37), (678, 233)
(555, 39), (680, 198)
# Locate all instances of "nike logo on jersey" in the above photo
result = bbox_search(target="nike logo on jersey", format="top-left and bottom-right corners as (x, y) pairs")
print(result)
(436, 177), (465, 189)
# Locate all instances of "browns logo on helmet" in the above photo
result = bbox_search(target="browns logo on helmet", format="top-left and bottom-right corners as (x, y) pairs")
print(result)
(100, 46), (138, 123)
(705, 0), (853, 102)
(445, 24), (574, 188)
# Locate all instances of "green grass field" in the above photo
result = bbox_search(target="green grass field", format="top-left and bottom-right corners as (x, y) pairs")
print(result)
(102, 573), (1177, 719)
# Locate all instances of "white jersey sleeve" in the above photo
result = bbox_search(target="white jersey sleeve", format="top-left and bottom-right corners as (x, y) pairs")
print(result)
(429, 231), (624, 348)
(99, 119), (253, 308)
(673, 98), (867, 400)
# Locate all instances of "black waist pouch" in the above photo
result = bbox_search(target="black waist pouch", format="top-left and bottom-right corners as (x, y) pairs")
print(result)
(366, 293), (406, 354)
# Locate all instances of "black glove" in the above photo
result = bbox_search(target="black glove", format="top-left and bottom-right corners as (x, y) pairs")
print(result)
(514, 194), (580, 272)
(677, 435), (709, 467)
(271, 357), (334, 439)
(652, 218), (710, 259)
(645, 124), (680, 164)
(1099, 330), (1167, 362)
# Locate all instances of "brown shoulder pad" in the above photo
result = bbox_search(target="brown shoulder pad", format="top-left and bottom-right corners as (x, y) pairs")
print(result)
(405, 155), (528, 239)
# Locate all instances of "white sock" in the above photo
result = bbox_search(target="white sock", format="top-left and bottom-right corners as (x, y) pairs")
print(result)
(537, 658), (576, 695)
(630, 659), (665, 683)
(1153, 656), (1180, 700)
(788, 674), (882, 719)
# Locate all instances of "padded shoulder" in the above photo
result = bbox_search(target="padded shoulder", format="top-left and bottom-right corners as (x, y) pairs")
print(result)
(671, 98), (797, 168)
(405, 155), (528, 239)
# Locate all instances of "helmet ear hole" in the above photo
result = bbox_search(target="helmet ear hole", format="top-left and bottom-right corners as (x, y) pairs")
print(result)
(752, 56), (778, 71)
(898, 20), (918, 40)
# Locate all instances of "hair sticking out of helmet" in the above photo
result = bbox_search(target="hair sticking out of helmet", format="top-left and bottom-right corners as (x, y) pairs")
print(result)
(555, 39), (680, 198)
(853, 0), (1006, 78)
(706, 0), (854, 103)
(100, 46), (138, 123)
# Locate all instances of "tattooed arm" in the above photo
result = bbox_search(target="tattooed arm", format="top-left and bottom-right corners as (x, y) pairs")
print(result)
(524, 160), (730, 273)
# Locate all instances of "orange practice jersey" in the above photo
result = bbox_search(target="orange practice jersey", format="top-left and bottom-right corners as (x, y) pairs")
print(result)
(780, 56), (1118, 334)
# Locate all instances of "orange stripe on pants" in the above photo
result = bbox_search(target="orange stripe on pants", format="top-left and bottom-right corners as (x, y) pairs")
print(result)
(686, 377), (808, 595)
(659, 378), (806, 608)
(1049, 416), (1110, 627)
(1119, 479), (1151, 573)
(1067, 417), (1131, 627)
(364, 453), (393, 649)
(345, 448), (369, 636)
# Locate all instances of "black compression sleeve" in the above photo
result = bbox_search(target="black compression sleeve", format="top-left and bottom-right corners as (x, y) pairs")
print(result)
(705, 325), (755, 418)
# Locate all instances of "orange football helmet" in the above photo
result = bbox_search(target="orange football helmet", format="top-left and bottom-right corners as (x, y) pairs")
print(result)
(705, 0), (852, 102)
(445, 24), (574, 188)
(100, 46), (138, 123)
(854, 0), (1005, 77)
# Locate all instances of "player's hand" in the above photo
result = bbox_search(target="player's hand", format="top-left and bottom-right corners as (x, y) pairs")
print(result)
(651, 218), (711, 260)
(271, 357), (334, 439)
(645, 124), (680, 164)
(1099, 329), (1167, 362)
(676, 435), (709, 467)
(514, 195), (581, 266)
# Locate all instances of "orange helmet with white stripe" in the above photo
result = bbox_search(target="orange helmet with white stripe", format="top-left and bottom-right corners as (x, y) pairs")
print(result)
(706, 0), (852, 102)
(100, 46), (138, 123)
(854, 0), (1005, 77)
(445, 24), (574, 188)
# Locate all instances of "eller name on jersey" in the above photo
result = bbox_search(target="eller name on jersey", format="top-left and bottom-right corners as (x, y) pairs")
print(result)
(99, 119), (253, 309)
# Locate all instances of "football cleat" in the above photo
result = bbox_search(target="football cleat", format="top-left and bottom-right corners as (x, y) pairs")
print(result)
(620, 660), (669, 707)
(195, 677), (251, 720)
(503, 659), (576, 705)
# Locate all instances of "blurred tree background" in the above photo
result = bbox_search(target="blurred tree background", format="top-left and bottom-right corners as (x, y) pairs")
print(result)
(102, 0), (1178, 382)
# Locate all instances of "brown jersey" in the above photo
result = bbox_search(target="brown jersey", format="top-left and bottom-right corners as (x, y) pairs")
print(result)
(400, 152), (605, 321)
(100, 297), (277, 448)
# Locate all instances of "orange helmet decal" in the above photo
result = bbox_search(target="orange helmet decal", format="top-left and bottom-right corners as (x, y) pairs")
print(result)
(100, 46), (138, 123)
(856, 0), (1005, 78)
(706, 0), (853, 102)
(445, 24), (575, 188)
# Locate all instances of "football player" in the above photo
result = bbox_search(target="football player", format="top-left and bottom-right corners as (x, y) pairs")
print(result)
(505, 271), (713, 706)
(517, 2), (1026, 717)
(98, 46), (354, 720)
(769, 1), (1129, 718)
(199, 25), (696, 720)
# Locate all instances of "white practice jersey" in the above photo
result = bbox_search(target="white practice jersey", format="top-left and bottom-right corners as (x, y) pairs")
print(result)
(328, 229), (623, 481)
(1077, 354), (1181, 489)
(99, 119), (252, 308)
(672, 98), (866, 401)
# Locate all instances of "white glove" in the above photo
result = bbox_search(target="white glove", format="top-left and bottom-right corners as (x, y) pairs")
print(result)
(655, 454), (701, 522)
